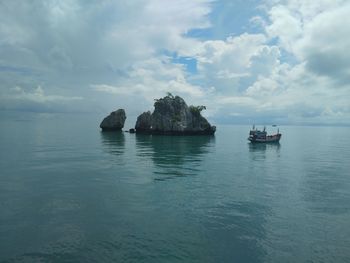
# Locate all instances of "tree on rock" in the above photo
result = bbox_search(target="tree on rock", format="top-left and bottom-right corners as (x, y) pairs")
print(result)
(189, 105), (206, 116)
(135, 94), (216, 135)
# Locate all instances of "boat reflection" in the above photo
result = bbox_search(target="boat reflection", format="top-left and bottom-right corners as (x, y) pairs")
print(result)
(248, 142), (281, 161)
(248, 142), (280, 152)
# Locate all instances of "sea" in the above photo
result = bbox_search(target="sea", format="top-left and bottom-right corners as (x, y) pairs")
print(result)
(0, 112), (349, 262)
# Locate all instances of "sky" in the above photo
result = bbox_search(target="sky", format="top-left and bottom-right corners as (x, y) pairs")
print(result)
(0, 0), (349, 125)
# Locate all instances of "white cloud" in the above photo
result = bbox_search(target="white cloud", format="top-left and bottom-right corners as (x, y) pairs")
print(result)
(92, 84), (133, 96)
(196, 33), (267, 75)
(93, 57), (205, 110)
(192, 33), (281, 97)
(0, 0), (212, 112)
(218, 96), (257, 107)
(0, 85), (84, 112)
(266, 5), (303, 53)
(266, 0), (350, 83)
(296, 3), (350, 82)
(0, 0), (349, 125)
(5, 86), (83, 103)
(202, 0), (350, 124)
(249, 16), (267, 29)
(0, 0), (212, 72)
(246, 76), (278, 96)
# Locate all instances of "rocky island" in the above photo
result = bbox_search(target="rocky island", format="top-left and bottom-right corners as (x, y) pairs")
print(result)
(135, 94), (216, 135)
(100, 109), (126, 131)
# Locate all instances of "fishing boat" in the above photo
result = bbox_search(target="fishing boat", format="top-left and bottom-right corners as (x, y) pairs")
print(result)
(248, 125), (281, 143)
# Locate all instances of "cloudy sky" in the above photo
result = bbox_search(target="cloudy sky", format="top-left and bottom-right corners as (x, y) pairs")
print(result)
(0, 0), (349, 125)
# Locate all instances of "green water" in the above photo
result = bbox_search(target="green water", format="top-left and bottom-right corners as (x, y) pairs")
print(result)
(0, 113), (349, 262)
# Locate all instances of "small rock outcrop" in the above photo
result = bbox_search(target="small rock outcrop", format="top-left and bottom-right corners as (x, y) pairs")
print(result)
(100, 109), (126, 131)
(135, 94), (216, 135)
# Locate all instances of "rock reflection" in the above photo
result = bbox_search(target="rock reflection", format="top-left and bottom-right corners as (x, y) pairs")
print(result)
(100, 131), (125, 156)
(135, 135), (215, 181)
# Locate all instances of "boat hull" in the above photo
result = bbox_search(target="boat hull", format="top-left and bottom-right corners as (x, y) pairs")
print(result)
(248, 134), (281, 143)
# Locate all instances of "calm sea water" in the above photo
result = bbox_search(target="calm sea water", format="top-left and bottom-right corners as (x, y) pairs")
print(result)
(0, 113), (350, 262)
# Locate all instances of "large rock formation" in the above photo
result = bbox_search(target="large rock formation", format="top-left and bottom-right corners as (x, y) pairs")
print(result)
(100, 109), (126, 131)
(135, 111), (152, 132)
(135, 95), (216, 135)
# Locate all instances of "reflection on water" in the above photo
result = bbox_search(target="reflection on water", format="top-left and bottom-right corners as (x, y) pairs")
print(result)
(204, 200), (270, 262)
(3, 116), (350, 262)
(248, 142), (281, 161)
(302, 166), (350, 215)
(136, 135), (215, 181)
(300, 142), (350, 215)
(248, 142), (280, 152)
(100, 131), (125, 156)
